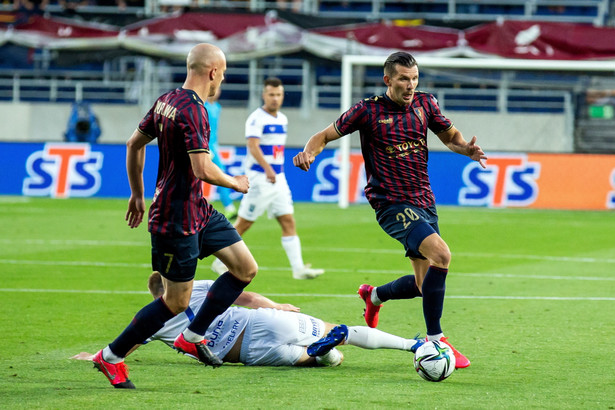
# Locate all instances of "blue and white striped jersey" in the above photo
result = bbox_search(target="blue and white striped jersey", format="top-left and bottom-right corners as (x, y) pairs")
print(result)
(244, 107), (288, 174)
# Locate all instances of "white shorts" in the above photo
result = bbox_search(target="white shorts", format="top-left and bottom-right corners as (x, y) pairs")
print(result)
(239, 308), (326, 366)
(238, 172), (294, 221)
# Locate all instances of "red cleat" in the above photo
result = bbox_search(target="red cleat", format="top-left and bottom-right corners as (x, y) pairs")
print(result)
(92, 350), (135, 389)
(173, 333), (223, 367)
(357, 284), (382, 328)
(440, 337), (471, 369)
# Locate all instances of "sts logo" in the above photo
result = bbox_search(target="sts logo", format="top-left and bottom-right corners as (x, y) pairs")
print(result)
(312, 151), (367, 203)
(459, 155), (540, 207)
(22, 144), (103, 198)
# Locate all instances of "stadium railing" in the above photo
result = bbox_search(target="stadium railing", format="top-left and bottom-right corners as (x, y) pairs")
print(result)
(0, 61), (574, 115)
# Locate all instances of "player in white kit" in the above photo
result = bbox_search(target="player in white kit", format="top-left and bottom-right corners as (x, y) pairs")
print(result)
(74, 272), (424, 367)
(211, 77), (325, 280)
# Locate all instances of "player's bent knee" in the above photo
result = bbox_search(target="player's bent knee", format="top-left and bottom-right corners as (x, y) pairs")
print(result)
(164, 298), (190, 315)
(233, 259), (258, 282)
(432, 249), (451, 268)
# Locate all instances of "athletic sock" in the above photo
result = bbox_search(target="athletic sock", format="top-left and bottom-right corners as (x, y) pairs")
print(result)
(102, 346), (123, 364)
(426, 333), (444, 342)
(108, 297), (175, 358)
(315, 348), (343, 366)
(346, 326), (415, 351)
(371, 288), (383, 305)
(187, 272), (250, 336)
(281, 235), (304, 272)
(374, 275), (422, 302)
(421, 266), (448, 336)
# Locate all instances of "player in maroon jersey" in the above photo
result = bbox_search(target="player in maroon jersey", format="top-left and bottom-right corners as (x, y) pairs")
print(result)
(92, 43), (258, 388)
(293, 51), (487, 369)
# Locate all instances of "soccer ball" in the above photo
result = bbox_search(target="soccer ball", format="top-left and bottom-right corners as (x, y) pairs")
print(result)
(413, 340), (456, 382)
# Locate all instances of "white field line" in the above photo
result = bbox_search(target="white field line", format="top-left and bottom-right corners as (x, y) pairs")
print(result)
(0, 288), (613, 301)
(0, 259), (612, 282)
(2, 238), (614, 264)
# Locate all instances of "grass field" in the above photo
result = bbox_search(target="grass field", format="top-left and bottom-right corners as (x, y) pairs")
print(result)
(1, 196), (614, 409)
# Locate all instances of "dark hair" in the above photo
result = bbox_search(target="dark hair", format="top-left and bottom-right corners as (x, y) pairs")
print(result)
(264, 77), (283, 87)
(384, 52), (418, 77)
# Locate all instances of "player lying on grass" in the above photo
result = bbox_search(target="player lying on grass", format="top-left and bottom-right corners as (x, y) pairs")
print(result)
(76, 272), (424, 368)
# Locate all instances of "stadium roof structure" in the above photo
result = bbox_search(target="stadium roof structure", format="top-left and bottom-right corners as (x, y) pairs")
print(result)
(3, 12), (615, 62)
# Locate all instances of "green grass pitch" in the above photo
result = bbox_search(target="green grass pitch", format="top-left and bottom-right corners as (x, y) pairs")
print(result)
(1, 196), (614, 409)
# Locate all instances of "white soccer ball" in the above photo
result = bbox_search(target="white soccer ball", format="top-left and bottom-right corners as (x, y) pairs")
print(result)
(413, 340), (456, 382)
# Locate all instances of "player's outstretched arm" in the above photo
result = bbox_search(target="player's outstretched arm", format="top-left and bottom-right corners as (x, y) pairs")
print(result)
(293, 124), (341, 171)
(234, 291), (300, 312)
(436, 126), (488, 169)
(189, 152), (249, 193)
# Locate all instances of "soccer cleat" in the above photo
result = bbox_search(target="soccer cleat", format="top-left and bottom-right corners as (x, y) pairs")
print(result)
(173, 333), (223, 368)
(292, 264), (324, 280)
(307, 324), (348, 357)
(211, 258), (228, 276)
(92, 350), (135, 389)
(409, 335), (425, 353)
(357, 284), (382, 328)
(439, 337), (471, 369)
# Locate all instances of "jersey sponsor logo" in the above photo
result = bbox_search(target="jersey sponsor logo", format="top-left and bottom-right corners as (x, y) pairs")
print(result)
(22, 143), (103, 198)
(207, 319), (225, 347)
(378, 118), (393, 124)
(272, 144), (284, 159)
(309, 317), (319, 337)
(385, 139), (426, 157)
(459, 154), (540, 207)
(218, 319), (241, 351)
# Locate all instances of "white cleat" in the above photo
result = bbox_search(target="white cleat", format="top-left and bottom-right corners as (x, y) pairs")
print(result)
(292, 264), (325, 280)
(211, 258), (228, 276)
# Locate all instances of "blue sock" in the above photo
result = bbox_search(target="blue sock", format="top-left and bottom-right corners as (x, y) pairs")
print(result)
(421, 266), (448, 336)
(188, 272), (250, 336)
(376, 275), (422, 302)
(109, 297), (175, 358)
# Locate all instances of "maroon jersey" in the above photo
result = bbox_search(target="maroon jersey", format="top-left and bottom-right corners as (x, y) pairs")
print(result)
(138, 88), (214, 236)
(334, 92), (452, 209)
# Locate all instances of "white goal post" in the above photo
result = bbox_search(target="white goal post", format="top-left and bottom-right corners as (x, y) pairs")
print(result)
(338, 54), (615, 208)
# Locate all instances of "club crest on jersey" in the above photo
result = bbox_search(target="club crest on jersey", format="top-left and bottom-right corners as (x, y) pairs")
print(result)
(414, 107), (425, 125)
(22, 143), (103, 198)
